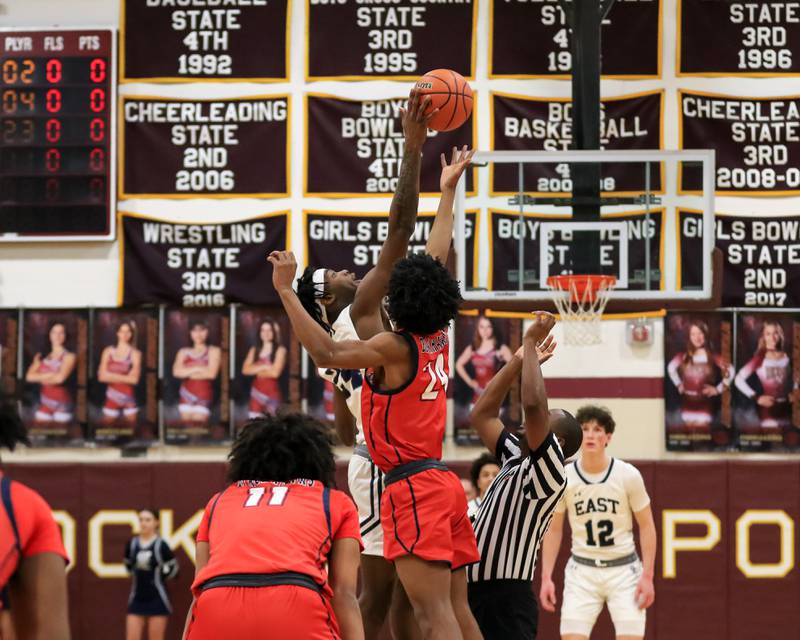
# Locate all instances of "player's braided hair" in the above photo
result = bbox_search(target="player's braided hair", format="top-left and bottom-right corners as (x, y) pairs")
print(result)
(296, 267), (331, 333)
(386, 253), (463, 336)
(469, 452), (500, 492)
(0, 395), (30, 452)
(227, 413), (336, 487)
(575, 405), (616, 434)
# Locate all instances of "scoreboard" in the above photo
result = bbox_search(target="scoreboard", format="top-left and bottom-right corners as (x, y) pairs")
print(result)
(0, 29), (115, 241)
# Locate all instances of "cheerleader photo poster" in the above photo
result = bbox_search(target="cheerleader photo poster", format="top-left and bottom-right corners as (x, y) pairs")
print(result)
(21, 310), (89, 445)
(88, 309), (159, 445)
(232, 307), (298, 435)
(162, 308), (230, 444)
(664, 312), (735, 452)
(734, 312), (800, 452)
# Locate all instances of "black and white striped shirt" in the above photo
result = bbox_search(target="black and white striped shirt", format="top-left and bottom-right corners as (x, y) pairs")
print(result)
(468, 431), (566, 582)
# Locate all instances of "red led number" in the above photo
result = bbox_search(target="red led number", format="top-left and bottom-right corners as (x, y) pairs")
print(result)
(46, 89), (62, 113)
(89, 177), (105, 202)
(45, 148), (61, 173)
(89, 117), (105, 143)
(89, 88), (105, 113)
(89, 148), (105, 172)
(90, 59), (107, 83)
(46, 59), (62, 83)
(46, 118), (62, 143)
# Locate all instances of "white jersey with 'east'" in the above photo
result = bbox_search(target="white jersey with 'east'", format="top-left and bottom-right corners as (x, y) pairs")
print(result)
(556, 458), (650, 561)
(317, 305), (366, 445)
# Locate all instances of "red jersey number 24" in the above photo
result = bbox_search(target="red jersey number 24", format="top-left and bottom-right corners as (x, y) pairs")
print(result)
(244, 486), (289, 507)
(421, 353), (448, 401)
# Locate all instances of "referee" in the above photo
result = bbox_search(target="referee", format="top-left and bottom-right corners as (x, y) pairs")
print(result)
(467, 312), (583, 640)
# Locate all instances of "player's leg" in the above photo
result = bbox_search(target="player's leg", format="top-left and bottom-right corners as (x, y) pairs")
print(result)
(449, 568), (482, 640)
(559, 560), (605, 640)
(394, 555), (461, 640)
(359, 555), (395, 638)
(389, 579), (421, 640)
(125, 614), (145, 640)
(605, 562), (646, 640)
(147, 615), (168, 640)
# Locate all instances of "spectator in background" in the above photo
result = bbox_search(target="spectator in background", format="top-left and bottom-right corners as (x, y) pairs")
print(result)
(467, 453), (501, 520)
(124, 509), (178, 640)
(0, 401), (70, 639)
(461, 478), (477, 504)
(242, 317), (287, 418)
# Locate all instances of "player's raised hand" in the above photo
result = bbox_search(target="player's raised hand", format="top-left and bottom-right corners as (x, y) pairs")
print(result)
(635, 573), (655, 610)
(539, 577), (558, 613)
(525, 311), (556, 344)
(267, 250), (298, 293)
(515, 334), (556, 365)
(400, 89), (437, 151)
(440, 145), (476, 192)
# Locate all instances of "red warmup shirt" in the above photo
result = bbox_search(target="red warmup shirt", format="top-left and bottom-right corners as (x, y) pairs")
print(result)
(0, 473), (69, 595)
(192, 480), (361, 597)
(361, 330), (449, 473)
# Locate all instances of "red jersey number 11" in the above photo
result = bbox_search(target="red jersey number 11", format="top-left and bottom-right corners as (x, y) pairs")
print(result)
(244, 485), (289, 508)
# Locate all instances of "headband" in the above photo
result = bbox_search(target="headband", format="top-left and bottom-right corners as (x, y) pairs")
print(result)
(312, 268), (329, 326)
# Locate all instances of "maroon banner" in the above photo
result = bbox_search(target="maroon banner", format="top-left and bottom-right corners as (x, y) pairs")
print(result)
(306, 0), (476, 80)
(492, 91), (664, 195)
(679, 0), (800, 76)
(679, 91), (800, 196)
(664, 311), (735, 452)
(491, 0), (661, 78)
(89, 309), (159, 445)
(121, 0), (289, 82)
(305, 94), (476, 196)
(120, 212), (288, 308)
(120, 96), (289, 198)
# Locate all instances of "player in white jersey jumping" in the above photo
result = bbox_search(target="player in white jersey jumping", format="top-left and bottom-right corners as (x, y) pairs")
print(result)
(295, 89), (475, 639)
(539, 405), (656, 640)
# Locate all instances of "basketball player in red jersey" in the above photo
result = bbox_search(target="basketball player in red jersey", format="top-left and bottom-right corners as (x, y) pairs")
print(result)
(182, 413), (363, 640)
(172, 321), (221, 427)
(0, 402), (70, 639)
(271, 250), (482, 640)
(98, 319), (143, 427)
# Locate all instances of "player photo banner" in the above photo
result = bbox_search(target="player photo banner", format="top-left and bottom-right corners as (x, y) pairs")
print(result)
(491, 0), (661, 79)
(304, 210), (478, 287)
(306, 0), (476, 80)
(121, 0), (289, 82)
(88, 309), (159, 446)
(232, 306), (300, 435)
(491, 91), (664, 196)
(734, 312), (800, 452)
(305, 95), (476, 197)
(664, 311), (735, 452)
(120, 211), (289, 308)
(677, 210), (800, 308)
(678, 0), (800, 76)
(0, 311), (18, 397)
(162, 308), (230, 445)
(120, 96), (289, 198)
(21, 309), (88, 446)
(679, 91), (800, 196)
(488, 209), (665, 292)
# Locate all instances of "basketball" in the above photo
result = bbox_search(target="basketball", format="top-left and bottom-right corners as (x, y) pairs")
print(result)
(414, 69), (473, 132)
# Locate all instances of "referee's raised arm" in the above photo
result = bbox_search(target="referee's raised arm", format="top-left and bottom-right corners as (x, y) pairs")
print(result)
(522, 312), (556, 451)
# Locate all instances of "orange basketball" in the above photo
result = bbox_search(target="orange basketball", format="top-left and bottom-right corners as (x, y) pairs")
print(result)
(414, 69), (473, 132)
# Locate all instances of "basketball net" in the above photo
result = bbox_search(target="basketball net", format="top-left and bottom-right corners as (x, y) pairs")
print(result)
(546, 275), (616, 346)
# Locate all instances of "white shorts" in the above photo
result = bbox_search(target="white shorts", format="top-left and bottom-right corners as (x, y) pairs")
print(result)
(560, 557), (646, 637)
(347, 452), (384, 557)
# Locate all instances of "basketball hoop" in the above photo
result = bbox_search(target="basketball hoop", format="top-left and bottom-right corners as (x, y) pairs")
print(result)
(546, 275), (617, 346)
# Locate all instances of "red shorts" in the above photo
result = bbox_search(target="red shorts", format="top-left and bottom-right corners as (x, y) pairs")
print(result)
(381, 468), (480, 570)
(186, 586), (340, 640)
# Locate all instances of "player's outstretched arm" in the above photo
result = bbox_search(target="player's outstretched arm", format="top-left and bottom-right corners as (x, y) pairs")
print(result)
(350, 89), (434, 339)
(425, 145), (475, 263)
(270, 251), (406, 371)
(333, 386), (357, 447)
(521, 312), (556, 451)
(634, 504), (657, 610)
(538, 510), (565, 613)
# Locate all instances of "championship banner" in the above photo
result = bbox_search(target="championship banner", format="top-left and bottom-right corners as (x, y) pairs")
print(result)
(119, 211), (289, 308)
(0, 311), (18, 397)
(664, 311), (734, 452)
(488, 209), (665, 292)
(120, 96), (289, 198)
(303, 210), (478, 287)
(21, 309), (89, 446)
(306, 0), (476, 80)
(120, 0), (289, 82)
(679, 91), (800, 196)
(491, 0), (661, 79)
(678, 0), (800, 76)
(491, 91), (664, 196)
(88, 309), (159, 445)
(734, 312), (800, 452)
(677, 209), (800, 308)
(305, 94), (476, 197)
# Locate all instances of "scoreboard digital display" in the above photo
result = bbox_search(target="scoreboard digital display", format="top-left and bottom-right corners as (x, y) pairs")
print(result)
(0, 29), (115, 241)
